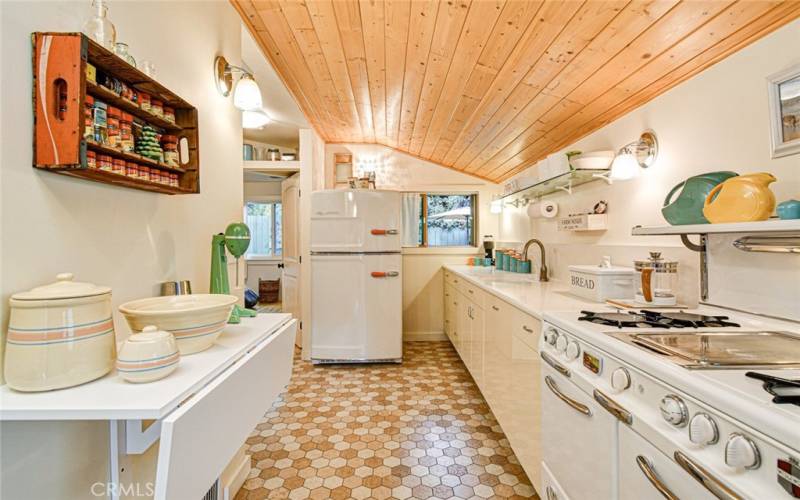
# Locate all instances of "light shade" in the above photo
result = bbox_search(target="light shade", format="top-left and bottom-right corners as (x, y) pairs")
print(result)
(490, 198), (503, 214)
(609, 153), (641, 181)
(242, 110), (270, 129)
(233, 75), (263, 110)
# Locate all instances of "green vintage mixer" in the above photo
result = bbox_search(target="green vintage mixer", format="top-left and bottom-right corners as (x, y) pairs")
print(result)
(211, 222), (257, 324)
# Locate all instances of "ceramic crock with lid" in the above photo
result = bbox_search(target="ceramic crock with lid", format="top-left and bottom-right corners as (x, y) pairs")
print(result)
(117, 325), (179, 383)
(4, 273), (116, 392)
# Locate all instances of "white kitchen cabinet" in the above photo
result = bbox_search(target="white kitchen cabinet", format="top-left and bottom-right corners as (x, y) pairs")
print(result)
(444, 282), (456, 340)
(469, 299), (485, 387)
(442, 269), (542, 494)
(456, 289), (472, 365)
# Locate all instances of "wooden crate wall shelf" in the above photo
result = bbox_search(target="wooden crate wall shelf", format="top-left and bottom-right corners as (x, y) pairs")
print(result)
(32, 32), (199, 195)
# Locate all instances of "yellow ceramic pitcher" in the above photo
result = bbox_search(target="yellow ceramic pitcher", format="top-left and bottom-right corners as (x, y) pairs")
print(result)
(702, 173), (777, 223)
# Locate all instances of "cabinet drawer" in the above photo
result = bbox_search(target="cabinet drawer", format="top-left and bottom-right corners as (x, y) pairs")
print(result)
(459, 281), (485, 309)
(511, 307), (541, 350)
(444, 270), (459, 287)
(154, 321), (296, 500)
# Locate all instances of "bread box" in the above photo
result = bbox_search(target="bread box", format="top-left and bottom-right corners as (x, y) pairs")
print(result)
(568, 264), (635, 302)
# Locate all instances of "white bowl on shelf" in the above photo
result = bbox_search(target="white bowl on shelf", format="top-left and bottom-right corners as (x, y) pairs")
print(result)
(570, 150), (615, 170)
(119, 294), (238, 355)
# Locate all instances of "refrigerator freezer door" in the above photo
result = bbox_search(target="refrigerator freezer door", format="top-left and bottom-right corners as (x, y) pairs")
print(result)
(311, 254), (402, 361)
(311, 190), (401, 253)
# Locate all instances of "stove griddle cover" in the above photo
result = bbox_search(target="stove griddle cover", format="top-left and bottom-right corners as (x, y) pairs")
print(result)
(632, 331), (800, 366)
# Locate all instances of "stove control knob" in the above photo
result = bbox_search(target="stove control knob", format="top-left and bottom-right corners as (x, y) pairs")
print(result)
(725, 433), (760, 470)
(565, 340), (581, 360)
(544, 328), (559, 346)
(610, 368), (631, 392)
(659, 395), (689, 427)
(555, 334), (569, 353)
(688, 413), (718, 446)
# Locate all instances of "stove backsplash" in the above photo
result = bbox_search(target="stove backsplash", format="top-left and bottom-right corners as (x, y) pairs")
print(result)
(706, 233), (800, 321)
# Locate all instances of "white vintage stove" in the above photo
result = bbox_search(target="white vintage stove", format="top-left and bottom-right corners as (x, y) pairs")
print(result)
(538, 225), (800, 500)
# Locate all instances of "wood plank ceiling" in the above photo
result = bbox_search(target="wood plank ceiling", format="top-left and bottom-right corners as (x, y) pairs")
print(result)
(233, 0), (800, 183)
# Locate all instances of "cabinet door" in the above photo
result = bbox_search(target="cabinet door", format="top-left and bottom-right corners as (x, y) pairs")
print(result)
(456, 293), (472, 366)
(508, 334), (542, 491)
(444, 283), (455, 339)
(470, 303), (485, 388)
(483, 295), (511, 410)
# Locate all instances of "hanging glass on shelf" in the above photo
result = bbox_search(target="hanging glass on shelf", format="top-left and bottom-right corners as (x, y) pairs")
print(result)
(82, 0), (116, 50)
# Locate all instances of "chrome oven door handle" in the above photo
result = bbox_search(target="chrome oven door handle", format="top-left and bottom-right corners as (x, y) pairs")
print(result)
(593, 389), (633, 424)
(545, 485), (558, 500)
(674, 451), (743, 500)
(540, 351), (570, 377)
(544, 375), (592, 417)
(636, 456), (680, 500)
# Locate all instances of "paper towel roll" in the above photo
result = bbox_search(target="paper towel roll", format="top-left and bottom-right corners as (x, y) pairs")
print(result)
(527, 201), (559, 218)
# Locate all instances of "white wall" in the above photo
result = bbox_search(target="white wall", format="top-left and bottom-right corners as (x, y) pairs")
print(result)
(500, 19), (800, 306)
(0, 1), (244, 498)
(325, 144), (502, 339)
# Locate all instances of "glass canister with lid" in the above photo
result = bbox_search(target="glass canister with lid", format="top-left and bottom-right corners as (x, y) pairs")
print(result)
(634, 252), (678, 306)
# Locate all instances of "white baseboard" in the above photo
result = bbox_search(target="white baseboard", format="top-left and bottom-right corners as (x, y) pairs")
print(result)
(403, 331), (448, 341)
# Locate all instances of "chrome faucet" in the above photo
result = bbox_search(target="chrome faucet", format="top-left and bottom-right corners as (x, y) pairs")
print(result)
(522, 238), (549, 282)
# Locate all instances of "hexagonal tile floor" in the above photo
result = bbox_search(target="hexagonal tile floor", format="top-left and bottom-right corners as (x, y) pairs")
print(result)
(236, 341), (538, 500)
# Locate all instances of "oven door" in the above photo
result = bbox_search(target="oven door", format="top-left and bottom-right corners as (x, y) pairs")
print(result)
(619, 424), (715, 500)
(540, 363), (617, 500)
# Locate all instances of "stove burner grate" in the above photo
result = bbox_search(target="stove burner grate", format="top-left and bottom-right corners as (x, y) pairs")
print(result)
(746, 372), (800, 407)
(639, 310), (741, 328)
(578, 311), (668, 329)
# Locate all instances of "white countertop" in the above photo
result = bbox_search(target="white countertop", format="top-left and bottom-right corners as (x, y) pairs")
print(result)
(443, 265), (608, 317)
(0, 313), (293, 421)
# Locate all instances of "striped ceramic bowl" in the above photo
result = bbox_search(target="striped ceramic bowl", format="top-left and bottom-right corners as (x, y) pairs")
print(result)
(119, 294), (238, 355)
(117, 326), (179, 383)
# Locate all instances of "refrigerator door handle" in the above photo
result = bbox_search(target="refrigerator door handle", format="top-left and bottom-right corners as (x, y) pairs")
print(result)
(371, 229), (399, 235)
(371, 271), (400, 278)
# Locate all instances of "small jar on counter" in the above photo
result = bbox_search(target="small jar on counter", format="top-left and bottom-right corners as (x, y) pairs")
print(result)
(139, 166), (150, 181)
(98, 154), (113, 172)
(119, 113), (134, 152)
(84, 96), (95, 141)
(126, 162), (139, 178)
(112, 158), (126, 175)
(106, 106), (121, 148)
(86, 150), (97, 169)
(161, 135), (179, 167)
(139, 92), (151, 112)
(163, 106), (175, 123)
(150, 99), (164, 118)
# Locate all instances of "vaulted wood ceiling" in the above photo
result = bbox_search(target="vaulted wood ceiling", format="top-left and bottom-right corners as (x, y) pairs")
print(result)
(233, 0), (800, 183)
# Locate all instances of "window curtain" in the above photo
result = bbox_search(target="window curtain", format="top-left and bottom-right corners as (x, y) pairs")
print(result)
(401, 193), (421, 247)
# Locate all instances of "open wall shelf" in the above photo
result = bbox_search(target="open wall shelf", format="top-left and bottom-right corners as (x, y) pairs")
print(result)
(32, 32), (199, 195)
(501, 168), (610, 204)
(632, 219), (800, 235)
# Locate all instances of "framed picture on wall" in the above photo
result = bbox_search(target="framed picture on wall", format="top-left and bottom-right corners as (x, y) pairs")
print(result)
(768, 63), (800, 158)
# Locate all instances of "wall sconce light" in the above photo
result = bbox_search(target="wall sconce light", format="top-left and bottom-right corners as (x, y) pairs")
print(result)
(214, 56), (263, 111)
(610, 131), (658, 181)
(242, 110), (271, 129)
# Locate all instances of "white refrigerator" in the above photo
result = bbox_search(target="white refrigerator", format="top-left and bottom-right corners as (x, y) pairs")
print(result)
(310, 190), (403, 363)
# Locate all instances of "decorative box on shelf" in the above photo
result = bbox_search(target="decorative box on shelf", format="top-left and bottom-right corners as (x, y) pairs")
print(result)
(32, 32), (199, 195)
(558, 213), (608, 231)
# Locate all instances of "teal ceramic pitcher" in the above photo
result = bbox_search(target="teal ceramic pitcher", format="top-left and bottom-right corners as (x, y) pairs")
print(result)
(662, 171), (738, 225)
